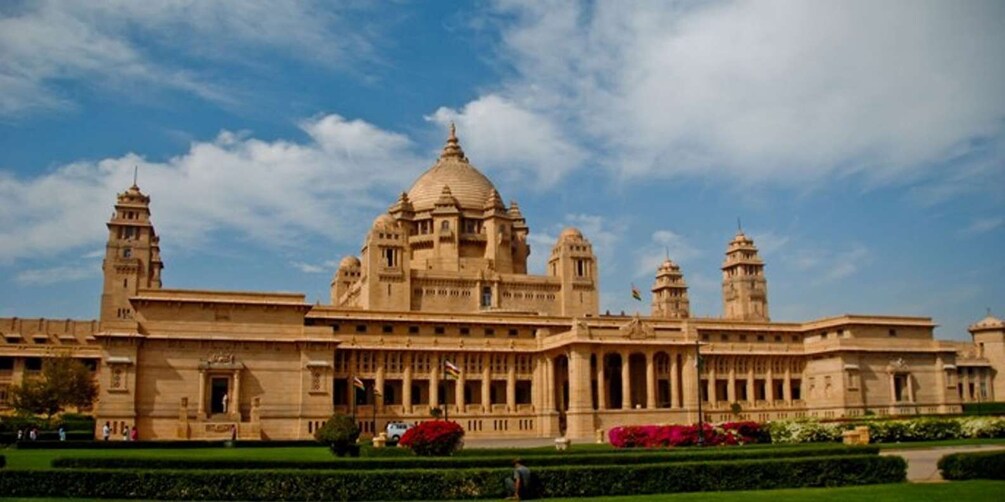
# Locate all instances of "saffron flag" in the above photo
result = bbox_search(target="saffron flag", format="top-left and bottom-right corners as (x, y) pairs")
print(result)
(352, 376), (365, 392)
(444, 360), (461, 379)
(631, 284), (642, 301)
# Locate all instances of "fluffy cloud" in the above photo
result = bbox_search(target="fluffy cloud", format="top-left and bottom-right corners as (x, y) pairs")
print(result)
(427, 95), (586, 188)
(633, 229), (701, 278)
(473, 0), (1005, 186)
(0, 1), (377, 115)
(0, 114), (422, 263)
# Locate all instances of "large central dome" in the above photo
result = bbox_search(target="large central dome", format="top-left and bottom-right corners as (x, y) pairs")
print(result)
(406, 125), (499, 212)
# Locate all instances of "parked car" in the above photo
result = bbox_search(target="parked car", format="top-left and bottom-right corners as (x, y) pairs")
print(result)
(385, 422), (413, 443)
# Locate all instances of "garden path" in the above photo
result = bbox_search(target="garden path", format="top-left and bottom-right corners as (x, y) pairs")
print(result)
(881, 445), (1005, 482)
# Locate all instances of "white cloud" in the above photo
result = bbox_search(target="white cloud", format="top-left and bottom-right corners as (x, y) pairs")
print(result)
(960, 217), (1004, 236)
(472, 0), (1005, 187)
(634, 229), (701, 278)
(0, 1), (377, 115)
(0, 114), (422, 263)
(427, 94), (586, 188)
(290, 262), (325, 274)
(15, 264), (98, 285)
(789, 243), (871, 282)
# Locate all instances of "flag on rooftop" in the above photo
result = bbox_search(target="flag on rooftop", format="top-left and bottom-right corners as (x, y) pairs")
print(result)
(352, 376), (365, 391)
(631, 284), (642, 301)
(444, 360), (461, 379)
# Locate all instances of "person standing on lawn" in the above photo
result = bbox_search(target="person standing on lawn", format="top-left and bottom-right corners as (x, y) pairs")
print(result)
(102, 422), (110, 441)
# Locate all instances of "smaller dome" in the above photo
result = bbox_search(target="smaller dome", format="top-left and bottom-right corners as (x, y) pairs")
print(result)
(339, 256), (361, 269)
(970, 314), (1005, 331)
(658, 259), (679, 271)
(372, 214), (396, 228)
(560, 227), (583, 241)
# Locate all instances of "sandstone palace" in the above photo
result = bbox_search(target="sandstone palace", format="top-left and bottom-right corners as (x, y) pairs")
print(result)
(1, 127), (1003, 441)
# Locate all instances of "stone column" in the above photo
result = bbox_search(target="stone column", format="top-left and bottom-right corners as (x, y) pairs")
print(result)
(403, 353), (413, 414)
(727, 358), (737, 403)
(597, 351), (607, 410)
(783, 363), (792, 404)
(907, 373), (915, 403)
(646, 350), (656, 409)
(506, 353), (517, 412)
(681, 351), (699, 419)
(621, 351), (631, 409)
(197, 369), (207, 418)
(481, 353), (491, 412)
(376, 352), (386, 412)
(456, 353), (466, 412)
(889, 373), (898, 403)
(766, 361), (775, 403)
(543, 355), (555, 412)
(430, 353), (440, 410)
(566, 345), (594, 439)
(746, 364), (755, 404)
(231, 370), (241, 420)
(708, 361), (718, 404)
(670, 351), (679, 408)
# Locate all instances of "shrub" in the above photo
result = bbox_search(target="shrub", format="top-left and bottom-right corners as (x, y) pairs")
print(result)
(938, 450), (1005, 480)
(609, 421), (765, 448)
(2, 455), (905, 500)
(52, 444), (878, 471)
(959, 416), (1005, 438)
(962, 402), (1005, 416)
(314, 414), (360, 456)
(766, 420), (846, 444)
(0, 455), (5, 469)
(399, 420), (464, 456)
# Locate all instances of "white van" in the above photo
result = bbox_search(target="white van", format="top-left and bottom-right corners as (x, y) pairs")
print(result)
(385, 422), (413, 443)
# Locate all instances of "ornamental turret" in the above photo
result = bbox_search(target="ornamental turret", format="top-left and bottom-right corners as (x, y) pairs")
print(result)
(651, 258), (690, 319)
(721, 229), (769, 321)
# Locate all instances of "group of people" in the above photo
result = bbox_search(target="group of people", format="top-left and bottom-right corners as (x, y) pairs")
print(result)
(15, 426), (67, 441)
(101, 421), (138, 441)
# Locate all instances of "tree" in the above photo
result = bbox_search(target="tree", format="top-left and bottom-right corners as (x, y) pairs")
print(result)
(10, 357), (98, 418)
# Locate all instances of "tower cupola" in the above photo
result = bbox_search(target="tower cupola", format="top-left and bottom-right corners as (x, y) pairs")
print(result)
(651, 258), (690, 319)
(721, 229), (769, 320)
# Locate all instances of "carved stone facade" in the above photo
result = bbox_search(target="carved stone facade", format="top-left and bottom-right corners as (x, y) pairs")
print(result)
(0, 127), (1002, 441)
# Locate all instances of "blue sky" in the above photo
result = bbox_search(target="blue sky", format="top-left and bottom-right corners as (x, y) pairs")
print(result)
(1, 0), (1002, 340)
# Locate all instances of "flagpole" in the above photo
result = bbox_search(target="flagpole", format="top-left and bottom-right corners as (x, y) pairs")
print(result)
(350, 376), (356, 422)
(695, 339), (704, 447)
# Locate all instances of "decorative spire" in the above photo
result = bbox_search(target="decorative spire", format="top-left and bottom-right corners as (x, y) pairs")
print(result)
(439, 122), (467, 161)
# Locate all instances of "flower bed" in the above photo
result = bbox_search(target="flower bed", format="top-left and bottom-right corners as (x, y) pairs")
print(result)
(609, 421), (766, 448)
(399, 420), (465, 456)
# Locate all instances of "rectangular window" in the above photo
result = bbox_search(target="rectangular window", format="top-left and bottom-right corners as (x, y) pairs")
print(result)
(434, 326), (445, 335)
(484, 328), (495, 337)
(459, 327), (470, 336)
(382, 325), (393, 334)
(25, 357), (43, 371)
(355, 325), (367, 333)
(408, 326), (419, 335)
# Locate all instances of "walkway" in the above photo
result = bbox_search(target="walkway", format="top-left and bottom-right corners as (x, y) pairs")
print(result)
(881, 444), (1005, 482)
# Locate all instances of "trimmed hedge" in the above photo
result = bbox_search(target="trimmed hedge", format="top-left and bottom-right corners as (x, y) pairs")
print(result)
(52, 444), (878, 470)
(962, 402), (1005, 416)
(4, 455), (905, 500)
(938, 450), (1005, 480)
(11, 439), (318, 450)
(0, 455), (5, 469)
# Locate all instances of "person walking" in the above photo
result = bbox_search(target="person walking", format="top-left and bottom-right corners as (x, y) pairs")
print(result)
(102, 422), (111, 441)
(130, 426), (138, 441)
(58, 426), (66, 441)
(122, 425), (130, 441)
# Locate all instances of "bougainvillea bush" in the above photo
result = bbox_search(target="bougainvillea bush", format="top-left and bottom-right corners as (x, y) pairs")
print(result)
(609, 421), (765, 448)
(399, 420), (465, 456)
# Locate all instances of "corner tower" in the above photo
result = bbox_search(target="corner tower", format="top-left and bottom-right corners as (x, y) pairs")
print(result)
(969, 312), (1005, 401)
(547, 228), (599, 317)
(651, 258), (690, 319)
(721, 230), (768, 321)
(100, 183), (164, 328)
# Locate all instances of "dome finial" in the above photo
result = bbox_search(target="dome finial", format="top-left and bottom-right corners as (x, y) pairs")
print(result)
(440, 122), (466, 161)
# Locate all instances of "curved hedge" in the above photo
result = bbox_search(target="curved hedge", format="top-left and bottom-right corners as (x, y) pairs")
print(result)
(4, 455), (905, 500)
(938, 450), (1005, 480)
(52, 444), (879, 470)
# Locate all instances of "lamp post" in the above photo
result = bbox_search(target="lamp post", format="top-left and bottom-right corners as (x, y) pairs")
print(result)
(695, 339), (704, 447)
(373, 386), (381, 435)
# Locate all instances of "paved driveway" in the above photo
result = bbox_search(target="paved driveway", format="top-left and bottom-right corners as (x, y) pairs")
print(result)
(881, 445), (1005, 482)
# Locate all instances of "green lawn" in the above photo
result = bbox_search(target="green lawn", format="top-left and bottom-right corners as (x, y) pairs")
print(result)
(547, 481), (1005, 502)
(873, 437), (1005, 449)
(1, 446), (333, 470)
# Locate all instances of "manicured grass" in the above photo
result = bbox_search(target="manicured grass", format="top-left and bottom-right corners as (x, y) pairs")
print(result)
(547, 480), (1005, 501)
(1, 446), (333, 470)
(874, 438), (1005, 450)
